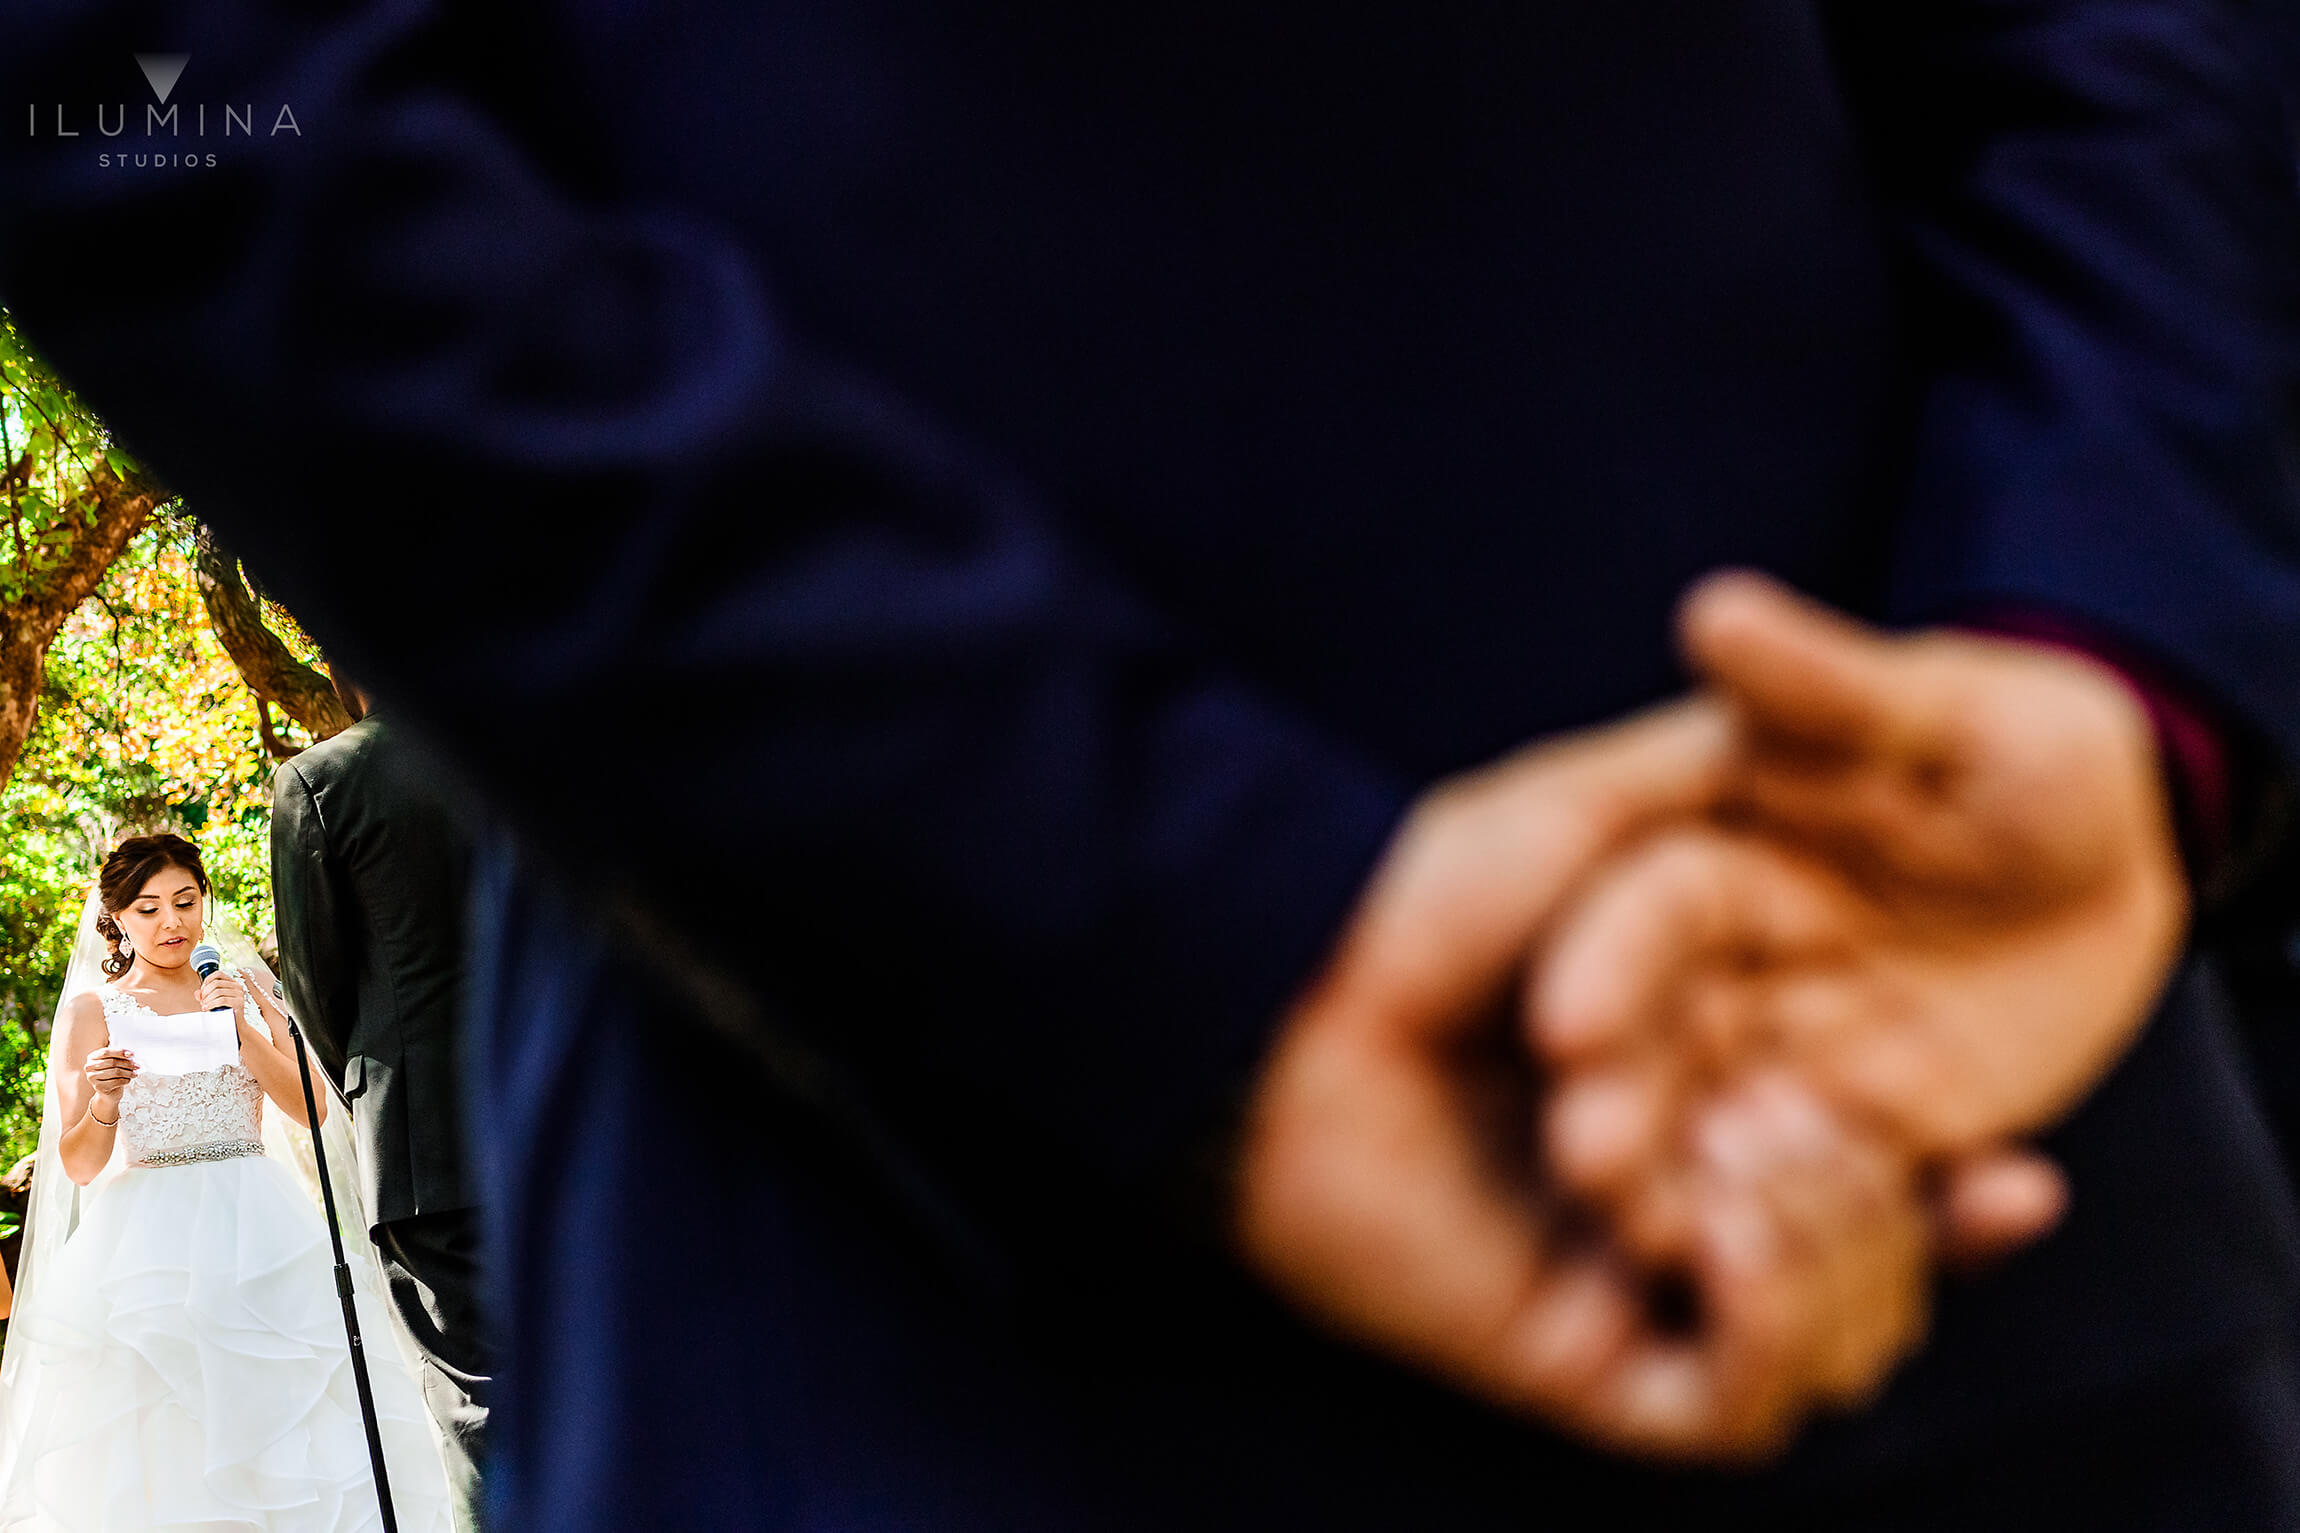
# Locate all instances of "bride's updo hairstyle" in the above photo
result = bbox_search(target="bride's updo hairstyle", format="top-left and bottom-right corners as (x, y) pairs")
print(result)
(93, 833), (209, 979)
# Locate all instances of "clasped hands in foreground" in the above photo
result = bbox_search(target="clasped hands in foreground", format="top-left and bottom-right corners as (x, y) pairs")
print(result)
(1238, 572), (2191, 1463)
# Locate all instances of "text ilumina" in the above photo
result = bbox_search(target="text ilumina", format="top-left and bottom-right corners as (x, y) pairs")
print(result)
(29, 102), (301, 137)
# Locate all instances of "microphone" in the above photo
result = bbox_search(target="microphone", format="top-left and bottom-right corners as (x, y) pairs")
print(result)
(190, 943), (232, 1011)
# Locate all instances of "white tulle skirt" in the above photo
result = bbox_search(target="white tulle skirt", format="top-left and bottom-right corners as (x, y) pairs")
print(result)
(0, 1154), (452, 1532)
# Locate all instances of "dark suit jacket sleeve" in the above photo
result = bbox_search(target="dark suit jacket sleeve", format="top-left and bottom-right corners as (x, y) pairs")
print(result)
(1824, 0), (2300, 765)
(0, 6), (1406, 1185)
(270, 761), (358, 1091)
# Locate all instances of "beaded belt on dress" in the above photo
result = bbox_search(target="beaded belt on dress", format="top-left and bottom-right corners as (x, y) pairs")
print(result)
(131, 1139), (265, 1170)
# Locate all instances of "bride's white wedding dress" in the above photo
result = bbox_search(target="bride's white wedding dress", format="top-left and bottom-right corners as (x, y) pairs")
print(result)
(0, 984), (452, 1532)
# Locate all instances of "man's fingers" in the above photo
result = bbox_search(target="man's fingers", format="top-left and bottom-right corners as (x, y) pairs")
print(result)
(1514, 1075), (1939, 1463)
(1679, 570), (1946, 763)
(1542, 1059), (1677, 1201)
(1502, 1255), (1642, 1404)
(1668, 1181), (1812, 1459)
(1931, 1146), (2069, 1271)
(1497, 1248), (1795, 1464)
(1686, 1073), (1930, 1408)
(1536, 1083), (1856, 1463)
(1727, 750), (1954, 855)
(1530, 693), (1743, 820)
(1761, 1124), (1925, 1405)
(1531, 826), (1858, 1063)
(1327, 696), (1736, 1047)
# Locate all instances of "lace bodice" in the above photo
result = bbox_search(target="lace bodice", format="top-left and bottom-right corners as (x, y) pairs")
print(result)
(99, 985), (265, 1169)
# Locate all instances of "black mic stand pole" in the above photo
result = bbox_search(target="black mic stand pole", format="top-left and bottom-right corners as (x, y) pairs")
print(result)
(284, 1011), (401, 1533)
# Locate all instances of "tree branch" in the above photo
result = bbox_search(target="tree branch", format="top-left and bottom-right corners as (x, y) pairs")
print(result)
(27, 465), (163, 626)
(192, 524), (353, 743)
(254, 696), (301, 762)
(0, 405), (26, 566)
(17, 389), (98, 490)
(89, 589), (125, 693)
(0, 461), (159, 789)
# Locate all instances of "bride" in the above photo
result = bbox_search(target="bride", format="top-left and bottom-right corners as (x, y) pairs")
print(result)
(0, 833), (453, 1532)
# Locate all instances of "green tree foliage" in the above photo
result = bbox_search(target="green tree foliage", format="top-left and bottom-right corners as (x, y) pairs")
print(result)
(0, 317), (131, 611)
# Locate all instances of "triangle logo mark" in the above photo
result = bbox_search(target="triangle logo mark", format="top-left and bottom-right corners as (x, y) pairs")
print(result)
(134, 53), (190, 105)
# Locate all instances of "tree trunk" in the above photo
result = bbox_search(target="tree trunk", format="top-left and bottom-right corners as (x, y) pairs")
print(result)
(192, 525), (354, 744)
(0, 465), (162, 788)
(0, 612), (47, 793)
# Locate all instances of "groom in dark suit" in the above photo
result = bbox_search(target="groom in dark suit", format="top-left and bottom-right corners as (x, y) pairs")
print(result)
(271, 714), (490, 1521)
(6, 1), (2300, 1528)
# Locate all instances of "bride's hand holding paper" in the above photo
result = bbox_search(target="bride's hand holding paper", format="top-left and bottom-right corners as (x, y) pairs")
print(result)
(81, 1045), (139, 1101)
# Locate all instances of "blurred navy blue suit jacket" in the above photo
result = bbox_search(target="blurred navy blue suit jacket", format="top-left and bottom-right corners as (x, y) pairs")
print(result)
(7, 1), (2300, 1527)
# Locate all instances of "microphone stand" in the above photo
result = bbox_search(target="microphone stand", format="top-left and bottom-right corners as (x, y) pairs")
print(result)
(283, 1010), (401, 1533)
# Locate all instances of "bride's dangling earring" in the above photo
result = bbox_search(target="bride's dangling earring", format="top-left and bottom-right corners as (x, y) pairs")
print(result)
(119, 934), (133, 957)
